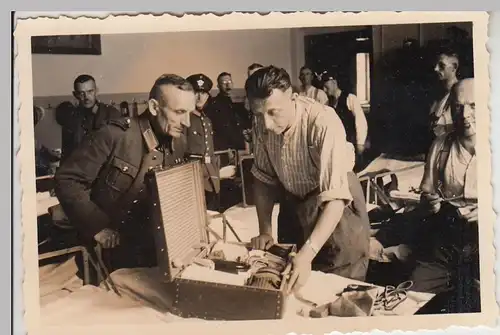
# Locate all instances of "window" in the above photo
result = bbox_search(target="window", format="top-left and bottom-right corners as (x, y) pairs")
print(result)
(356, 52), (371, 105)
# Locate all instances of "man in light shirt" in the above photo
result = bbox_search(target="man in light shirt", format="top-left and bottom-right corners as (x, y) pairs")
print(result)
(246, 66), (370, 293)
(429, 49), (460, 138)
(322, 71), (368, 169)
(410, 78), (479, 313)
(298, 66), (328, 105)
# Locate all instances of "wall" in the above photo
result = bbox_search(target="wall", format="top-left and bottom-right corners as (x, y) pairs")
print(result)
(33, 28), (294, 148)
(33, 28), (293, 98)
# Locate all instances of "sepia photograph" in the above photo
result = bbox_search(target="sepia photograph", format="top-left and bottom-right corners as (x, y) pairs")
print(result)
(14, 11), (495, 335)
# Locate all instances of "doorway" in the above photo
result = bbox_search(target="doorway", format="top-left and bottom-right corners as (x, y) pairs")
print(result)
(304, 28), (373, 104)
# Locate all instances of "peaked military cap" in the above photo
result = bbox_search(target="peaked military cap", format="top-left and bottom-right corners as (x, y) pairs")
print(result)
(186, 73), (213, 93)
(321, 70), (337, 83)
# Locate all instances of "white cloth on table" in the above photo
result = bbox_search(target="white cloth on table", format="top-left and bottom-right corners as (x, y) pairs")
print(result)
(37, 192), (60, 217)
(41, 265), (434, 327)
(39, 255), (83, 307)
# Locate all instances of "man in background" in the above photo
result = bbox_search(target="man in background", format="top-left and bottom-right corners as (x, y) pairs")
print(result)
(322, 71), (368, 170)
(55, 74), (195, 273)
(185, 73), (221, 211)
(207, 72), (249, 162)
(429, 49), (460, 138)
(59, 74), (121, 163)
(298, 65), (328, 105)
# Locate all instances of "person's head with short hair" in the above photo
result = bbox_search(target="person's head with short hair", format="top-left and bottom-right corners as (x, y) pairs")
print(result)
(321, 70), (340, 95)
(247, 63), (264, 77)
(245, 65), (296, 135)
(33, 105), (45, 127)
(450, 78), (475, 139)
(186, 73), (213, 111)
(217, 72), (233, 95)
(434, 49), (460, 83)
(147, 74), (195, 138)
(299, 65), (314, 87)
(55, 101), (76, 127)
(73, 74), (98, 109)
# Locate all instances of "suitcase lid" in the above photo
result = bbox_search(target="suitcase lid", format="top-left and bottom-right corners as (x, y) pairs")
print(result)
(148, 160), (210, 281)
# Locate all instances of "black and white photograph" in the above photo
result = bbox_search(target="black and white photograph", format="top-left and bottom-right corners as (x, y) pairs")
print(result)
(14, 11), (495, 335)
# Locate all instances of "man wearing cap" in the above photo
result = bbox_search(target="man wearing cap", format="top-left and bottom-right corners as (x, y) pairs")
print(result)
(321, 71), (368, 169)
(185, 74), (221, 211)
(55, 74), (195, 272)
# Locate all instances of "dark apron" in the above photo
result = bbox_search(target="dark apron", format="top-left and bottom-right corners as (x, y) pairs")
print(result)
(277, 172), (371, 281)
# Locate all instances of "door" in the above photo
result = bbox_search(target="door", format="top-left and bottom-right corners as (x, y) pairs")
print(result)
(304, 28), (373, 99)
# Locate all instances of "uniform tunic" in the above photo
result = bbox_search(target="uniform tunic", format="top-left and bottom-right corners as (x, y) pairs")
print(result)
(60, 102), (121, 163)
(185, 110), (221, 210)
(55, 112), (188, 271)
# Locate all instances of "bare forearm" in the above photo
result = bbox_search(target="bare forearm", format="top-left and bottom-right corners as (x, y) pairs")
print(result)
(303, 200), (345, 258)
(253, 178), (278, 236)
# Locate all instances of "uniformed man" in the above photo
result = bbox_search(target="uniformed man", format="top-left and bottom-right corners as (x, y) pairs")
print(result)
(206, 72), (249, 160)
(60, 74), (122, 163)
(185, 73), (221, 211)
(54, 74), (195, 272)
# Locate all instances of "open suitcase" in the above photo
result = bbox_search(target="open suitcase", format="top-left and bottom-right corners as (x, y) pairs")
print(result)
(146, 160), (296, 321)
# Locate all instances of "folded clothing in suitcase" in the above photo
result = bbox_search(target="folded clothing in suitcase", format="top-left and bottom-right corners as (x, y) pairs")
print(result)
(146, 160), (296, 321)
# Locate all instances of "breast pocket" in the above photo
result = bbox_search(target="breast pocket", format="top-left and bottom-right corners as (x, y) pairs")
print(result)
(105, 156), (139, 192)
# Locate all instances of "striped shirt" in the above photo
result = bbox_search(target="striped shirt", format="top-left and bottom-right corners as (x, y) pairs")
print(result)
(251, 96), (354, 204)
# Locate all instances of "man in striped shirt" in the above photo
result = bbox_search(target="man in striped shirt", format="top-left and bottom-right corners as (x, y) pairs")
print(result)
(245, 66), (370, 293)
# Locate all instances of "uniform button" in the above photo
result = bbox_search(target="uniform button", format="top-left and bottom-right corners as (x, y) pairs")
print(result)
(133, 199), (138, 204)
(148, 166), (153, 171)
(153, 155), (157, 160)
(122, 166), (129, 172)
(126, 119), (131, 124)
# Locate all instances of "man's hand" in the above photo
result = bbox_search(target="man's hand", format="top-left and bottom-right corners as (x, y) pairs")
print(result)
(462, 206), (479, 223)
(250, 233), (274, 250)
(94, 228), (120, 249)
(421, 192), (443, 214)
(286, 246), (315, 294)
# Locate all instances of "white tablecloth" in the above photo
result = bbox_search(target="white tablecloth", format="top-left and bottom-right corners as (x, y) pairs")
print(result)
(40, 204), (434, 327)
(37, 192), (59, 217)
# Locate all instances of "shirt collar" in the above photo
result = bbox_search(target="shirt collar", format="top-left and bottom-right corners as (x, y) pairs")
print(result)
(282, 98), (304, 141)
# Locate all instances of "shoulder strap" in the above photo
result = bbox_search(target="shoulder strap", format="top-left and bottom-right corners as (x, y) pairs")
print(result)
(437, 133), (454, 183)
(108, 117), (132, 131)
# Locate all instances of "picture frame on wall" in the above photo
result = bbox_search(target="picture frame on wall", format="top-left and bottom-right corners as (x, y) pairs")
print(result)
(31, 34), (102, 55)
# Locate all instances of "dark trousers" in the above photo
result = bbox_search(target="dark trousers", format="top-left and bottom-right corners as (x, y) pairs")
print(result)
(205, 191), (220, 212)
(409, 203), (480, 313)
(277, 172), (371, 282)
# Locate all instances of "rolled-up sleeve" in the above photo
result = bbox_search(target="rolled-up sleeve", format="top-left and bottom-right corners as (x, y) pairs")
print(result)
(311, 108), (353, 204)
(250, 116), (279, 186)
(419, 135), (445, 194)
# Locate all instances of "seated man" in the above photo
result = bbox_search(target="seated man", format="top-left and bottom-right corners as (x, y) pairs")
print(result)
(410, 78), (479, 313)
